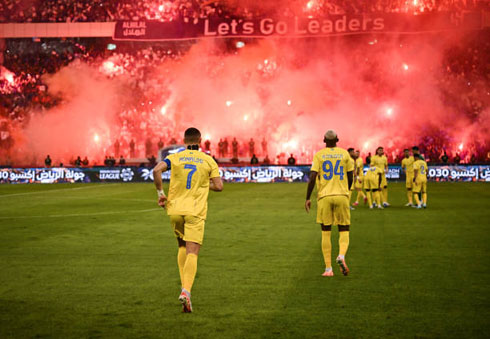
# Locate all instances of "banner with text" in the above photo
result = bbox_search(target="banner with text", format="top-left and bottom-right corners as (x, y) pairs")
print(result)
(114, 12), (482, 40)
(0, 165), (488, 184)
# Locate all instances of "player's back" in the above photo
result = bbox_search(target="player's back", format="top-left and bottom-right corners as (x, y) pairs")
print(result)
(165, 149), (219, 219)
(413, 159), (428, 181)
(312, 147), (354, 199)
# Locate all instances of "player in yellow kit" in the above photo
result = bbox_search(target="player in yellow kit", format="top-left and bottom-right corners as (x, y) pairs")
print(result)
(412, 153), (428, 209)
(371, 147), (389, 207)
(401, 148), (415, 206)
(363, 163), (383, 209)
(153, 127), (223, 313)
(352, 150), (367, 206)
(305, 130), (354, 277)
(347, 148), (356, 210)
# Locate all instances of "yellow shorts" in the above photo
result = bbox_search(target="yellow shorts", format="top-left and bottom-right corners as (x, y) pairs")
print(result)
(169, 215), (205, 245)
(354, 178), (363, 189)
(316, 195), (350, 226)
(380, 173), (387, 188)
(363, 177), (379, 190)
(406, 173), (414, 189)
(413, 179), (427, 193)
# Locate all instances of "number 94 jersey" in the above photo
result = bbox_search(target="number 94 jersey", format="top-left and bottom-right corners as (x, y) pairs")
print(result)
(311, 147), (355, 199)
(164, 149), (220, 220)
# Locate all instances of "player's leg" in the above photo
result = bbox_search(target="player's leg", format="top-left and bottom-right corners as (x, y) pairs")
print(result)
(318, 197), (334, 276)
(170, 216), (187, 288)
(321, 224), (333, 276)
(422, 181), (427, 208)
(412, 181), (421, 208)
(179, 216), (205, 312)
(335, 196), (350, 276)
(406, 175), (413, 206)
(365, 189), (373, 208)
(374, 189), (382, 209)
(177, 238), (187, 288)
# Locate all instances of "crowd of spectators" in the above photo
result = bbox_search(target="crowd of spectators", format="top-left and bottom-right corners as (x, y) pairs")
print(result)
(1, 0), (488, 24)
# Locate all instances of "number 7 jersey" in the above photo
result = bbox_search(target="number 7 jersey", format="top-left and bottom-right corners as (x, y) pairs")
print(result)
(164, 149), (220, 220)
(311, 147), (355, 199)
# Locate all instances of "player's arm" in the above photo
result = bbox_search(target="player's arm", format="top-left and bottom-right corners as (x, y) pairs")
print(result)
(153, 160), (169, 208)
(209, 176), (223, 192)
(305, 171), (317, 213)
(378, 172), (382, 187)
(413, 168), (418, 182)
(347, 170), (354, 189)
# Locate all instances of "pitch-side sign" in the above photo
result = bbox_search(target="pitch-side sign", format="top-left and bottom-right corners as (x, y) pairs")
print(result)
(114, 12), (482, 40)
(1, 165), (489, 184)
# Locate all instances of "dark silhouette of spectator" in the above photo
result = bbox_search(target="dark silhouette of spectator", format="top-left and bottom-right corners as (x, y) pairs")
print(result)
(232, 137), (238, 158)
(114, 139), (120, 157)
(157, 138), (164, 149)
(262, 138), (267, 155)
(218, 139), (224, 157)
(288, 154), (296, 165)
(119, 155), (126, 165)
(441, 152), (449, 163)
(44, 155), (52, 167)
(470, 154), (476, 164)
(129, 139), (136, 158)
(82, 156), (89, 166)
(223, 138), (229, 156)
(145, 137), (153, 156)
(204, 139), (211, 151)
(263, 155), (270, 164)
(75, 156), (82, 167)
(170, 137), (177, 145)
(249, 138), (255, 157)
(454, 153), (461, 164)
(250, 154), (259, 164)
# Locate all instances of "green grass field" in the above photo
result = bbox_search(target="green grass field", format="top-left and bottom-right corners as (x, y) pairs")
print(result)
(0, 182), (489, 338)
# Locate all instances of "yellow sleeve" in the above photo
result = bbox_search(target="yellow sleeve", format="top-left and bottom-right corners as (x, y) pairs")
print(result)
(346, 154), (355, 172)
(401, 159), (405, 170)
(209, 158), (220, 178)
(311, 153), (320, 172)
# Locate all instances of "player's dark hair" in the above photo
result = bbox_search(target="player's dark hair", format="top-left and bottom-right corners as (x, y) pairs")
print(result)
(412, 146), (419, 151)
(347, 148), (354, 152)
(184, 127), (201, 144)
(376, 146), (383, 151)
(404, 148), (409, 152)
(414, 153), (422, 160)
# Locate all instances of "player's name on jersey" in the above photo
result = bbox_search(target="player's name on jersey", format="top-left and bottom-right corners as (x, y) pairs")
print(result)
(178, 156), (204, 164)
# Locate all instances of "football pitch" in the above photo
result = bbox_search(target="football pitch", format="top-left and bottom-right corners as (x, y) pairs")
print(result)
(0, 182), (488, 338)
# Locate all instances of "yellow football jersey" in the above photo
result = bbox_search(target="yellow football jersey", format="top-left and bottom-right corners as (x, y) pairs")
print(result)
(413, 159), (428, 181)
(355, 157), (364, 178)
(401, 156), (415, 175)
(364, 166), (383, 181)
(311, 147), (355, 199)
(371, 154), (388, 173)
(164, 149), (220, 220)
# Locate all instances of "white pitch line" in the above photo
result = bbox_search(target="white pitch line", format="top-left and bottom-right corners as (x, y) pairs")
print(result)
(0, 208), (162, 220)
(0, 184), (122, 198)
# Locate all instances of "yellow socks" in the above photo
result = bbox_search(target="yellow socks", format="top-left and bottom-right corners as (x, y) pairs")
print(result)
(177, 247), (187, 287)
(407, 191), (413, 204)
(339, 231), (350, 256)
(383, 188), (388, 203)
(183, 253), (198, 292)
(321, 231), (332, 268)
(356, 190), (365, 203)
(414, 193), (421, 206)
(367, 192), (373, 206)
(422, 193), (427, 205)
(374, 191), (381, 206)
